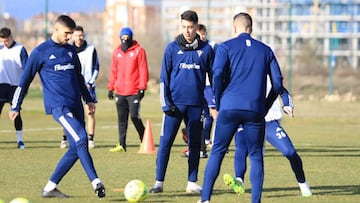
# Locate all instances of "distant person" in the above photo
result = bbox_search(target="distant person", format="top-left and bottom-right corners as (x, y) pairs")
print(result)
(199, 12), (284, 203)
(9, 15), (105, 198)
(0, 27), (28, 149)
(60, 25), (100, 149)
(107, 27), (149, 152)
(149, 10), (214, 194)
(224, 79), (312, 197)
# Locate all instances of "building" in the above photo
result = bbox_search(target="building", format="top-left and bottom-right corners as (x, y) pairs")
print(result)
(104, 0), (360, 69)
(103, 0), (161, 52)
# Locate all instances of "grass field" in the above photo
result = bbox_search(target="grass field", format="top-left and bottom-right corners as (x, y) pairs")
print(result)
(0, 87), (359, 203)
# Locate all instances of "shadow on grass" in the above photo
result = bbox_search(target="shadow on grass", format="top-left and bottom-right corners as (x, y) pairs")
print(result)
(264, 184), (360, 198)
(0, 139), (61, 149)
(263, 145), (360, 158)
(220, 145), (360, 158)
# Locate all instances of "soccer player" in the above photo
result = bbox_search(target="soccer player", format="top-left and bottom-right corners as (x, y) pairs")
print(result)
(149, 10), (214, 194)
(199, 12), (284, 203)
(224, 80), (312, 197)
(0, 27), (28, 149)
(107, 27), (149, 152)
(181, 23), (218, 158)
(197, 24), (218, 153)
(60, 25), (100, 149)
(9, 15), (105, 198)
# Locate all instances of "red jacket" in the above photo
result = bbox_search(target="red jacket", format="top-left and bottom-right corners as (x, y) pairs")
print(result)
(107, 41), (149, 96)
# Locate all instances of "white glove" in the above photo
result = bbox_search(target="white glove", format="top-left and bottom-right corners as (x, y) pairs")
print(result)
(283, 106), (294, 118)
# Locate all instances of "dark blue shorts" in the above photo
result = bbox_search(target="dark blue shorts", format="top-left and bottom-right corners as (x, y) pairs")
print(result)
(0, 84), (16, 102)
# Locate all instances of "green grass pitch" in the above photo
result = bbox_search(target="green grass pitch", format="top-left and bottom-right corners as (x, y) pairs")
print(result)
(0, 88), (359, 203)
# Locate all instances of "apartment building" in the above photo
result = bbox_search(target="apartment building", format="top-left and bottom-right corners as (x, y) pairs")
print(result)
(104, 0), (360, 69)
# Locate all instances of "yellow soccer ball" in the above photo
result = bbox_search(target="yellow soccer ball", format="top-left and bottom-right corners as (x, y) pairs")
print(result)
(124, 179), (148, 202)
(10, 197), (30, 203)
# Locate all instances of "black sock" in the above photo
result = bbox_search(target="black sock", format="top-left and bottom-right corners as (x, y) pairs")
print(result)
(62, 135), (67, 141)
(88, 134), (94, 141)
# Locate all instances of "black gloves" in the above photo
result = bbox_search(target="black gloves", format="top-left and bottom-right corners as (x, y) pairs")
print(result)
(137, 89), (145, 100)
(164, 105), (181, 117)
(108, 90), (114, 100)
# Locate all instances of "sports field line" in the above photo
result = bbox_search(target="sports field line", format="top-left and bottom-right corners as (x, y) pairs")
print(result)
(0, 122), (162, 133)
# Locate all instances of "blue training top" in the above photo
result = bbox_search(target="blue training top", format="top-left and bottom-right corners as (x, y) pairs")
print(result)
(159, 38), (214, 112)
(11, 39), (93, 114)
(212, 33), (284, 116)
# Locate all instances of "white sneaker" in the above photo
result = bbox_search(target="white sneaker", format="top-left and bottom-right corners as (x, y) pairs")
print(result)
(197, 200), (210, 203)
(60, 140), (68, 148)
(299, 182), (312, 197)
(88, 140), (95, 148)
(186, 182), (202, 193)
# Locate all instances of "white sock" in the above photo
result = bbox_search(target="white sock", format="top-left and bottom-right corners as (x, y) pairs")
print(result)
(43, 181), (57, 192)
(236, 177), (244, 183)
(154, 181), (163, 188)
(16, 130), (23, 142)
(187, 181), (198, 187)
(91, 178), (101, 189)
(299, 182), (310, 190)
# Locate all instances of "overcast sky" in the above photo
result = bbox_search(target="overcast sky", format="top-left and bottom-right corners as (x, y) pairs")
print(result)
(1, 0), (105, 20)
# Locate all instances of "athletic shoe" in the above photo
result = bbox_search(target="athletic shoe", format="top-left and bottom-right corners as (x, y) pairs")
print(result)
(200, 151), (208, 158)
(95, 182), (106, 198)
(186, 182), (202, 193)
(180, 150), (189, 158)
(180, 151), (208, 159)
(60, 140), (68, 149)
(223, 173), (245, 194)
(299, 182), (312, 197)
(149, 186), (163, 193)
(88, 140), (95, 148)
(197, 200), (210, 203)
(41, 188), (70, 198)
(17, 141), (25, 149)
(109, 144), (125, 152)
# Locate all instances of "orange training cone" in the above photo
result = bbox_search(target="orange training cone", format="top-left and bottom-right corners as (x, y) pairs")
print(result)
(138, 119), (156, 154)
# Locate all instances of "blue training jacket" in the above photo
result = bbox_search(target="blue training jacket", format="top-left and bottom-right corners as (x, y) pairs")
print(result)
(213, 33), (283, 116)
(11, 39), (93, 114)
(159, 39), (214, 112)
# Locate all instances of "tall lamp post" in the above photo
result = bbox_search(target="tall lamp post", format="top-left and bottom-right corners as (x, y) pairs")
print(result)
(329, 21), (337, 95)
(45, 0), (48, 39)
(287, 1), (293, 93)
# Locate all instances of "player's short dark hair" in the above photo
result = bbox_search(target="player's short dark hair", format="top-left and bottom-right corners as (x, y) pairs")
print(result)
(74, 25), (84, 32)
(55, 15), (76, 29)
(181, 10), (198, 24)
(198, 24), (207, 32)
(0, 27), (12, 38)
(233, 12), (253, 29)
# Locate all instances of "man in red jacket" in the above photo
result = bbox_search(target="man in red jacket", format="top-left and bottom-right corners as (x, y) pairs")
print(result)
(107, 27), (149, 152)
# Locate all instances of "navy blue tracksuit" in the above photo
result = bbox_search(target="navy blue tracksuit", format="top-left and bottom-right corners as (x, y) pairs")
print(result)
(201, 33), (284, 203)
(157, 36), (214, 183)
